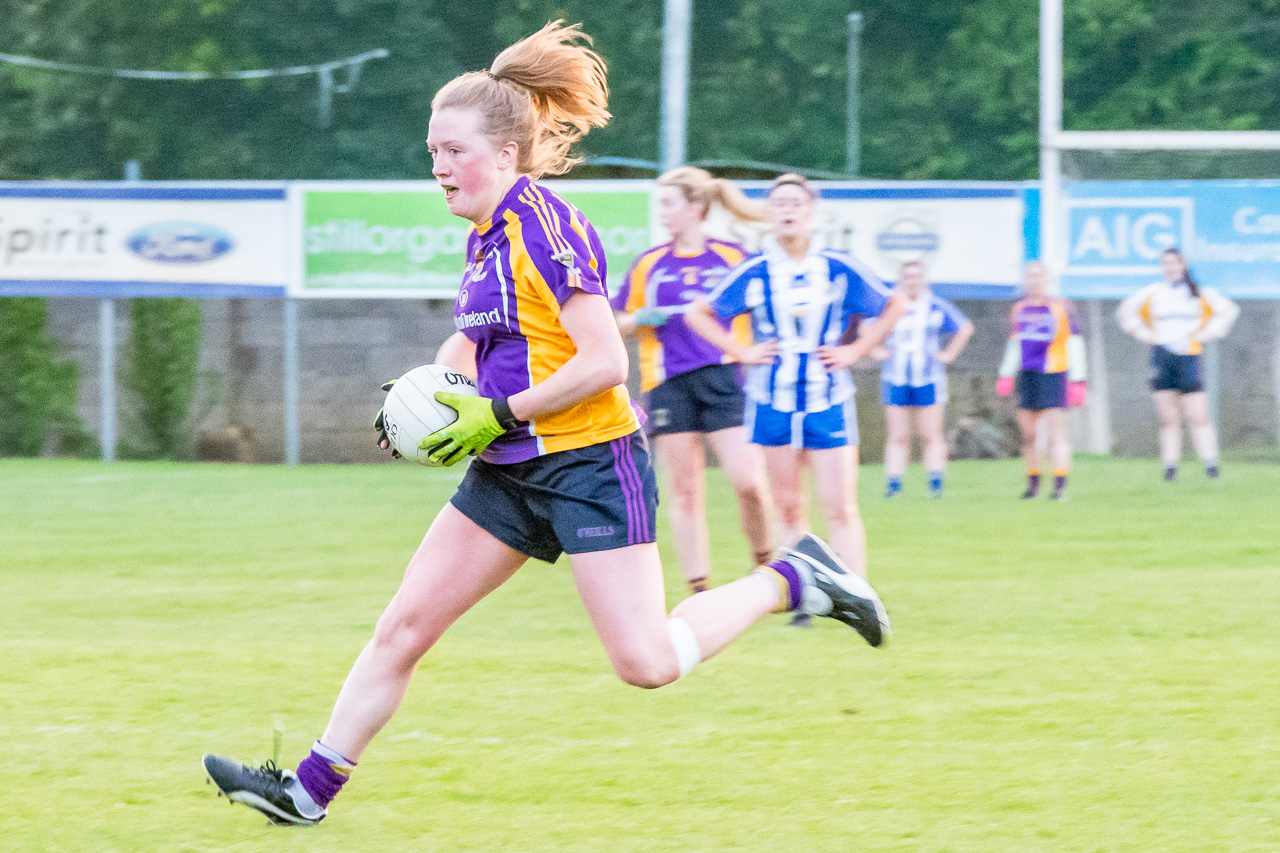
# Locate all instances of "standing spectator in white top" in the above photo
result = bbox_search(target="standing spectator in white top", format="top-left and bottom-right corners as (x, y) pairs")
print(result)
(1116, 247), (1239, 481)
(871, 261), (974, 498)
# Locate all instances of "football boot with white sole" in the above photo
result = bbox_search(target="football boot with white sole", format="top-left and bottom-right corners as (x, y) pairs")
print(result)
(202, 754), (325, 826)
(780, 533), (891, 647)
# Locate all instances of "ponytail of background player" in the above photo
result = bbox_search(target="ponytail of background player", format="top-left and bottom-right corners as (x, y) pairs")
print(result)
(613, 167), (772, 595)
(1116, 247), (1239, 481)
(872, 260), (974, 498)
(996, 261), (1087, 500)
(202, 23), (889, 829)
(686, 174), (909, 584)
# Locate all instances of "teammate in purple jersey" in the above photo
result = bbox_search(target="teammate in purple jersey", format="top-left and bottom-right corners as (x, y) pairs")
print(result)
(202, 22), (890, 829)
(996, 262), (1088, 500)
(613, 166), (772, 595)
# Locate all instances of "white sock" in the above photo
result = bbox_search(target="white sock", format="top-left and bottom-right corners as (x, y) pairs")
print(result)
(667, 617), (702, 677)
(285, 774), (325, 818)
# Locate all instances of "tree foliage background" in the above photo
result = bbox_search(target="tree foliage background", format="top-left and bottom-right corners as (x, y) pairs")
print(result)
(1, 0), (1278, 181)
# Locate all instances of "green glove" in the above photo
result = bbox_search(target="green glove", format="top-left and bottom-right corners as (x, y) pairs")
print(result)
(632, 306), (669, 327)
(422, 392), (519, 466)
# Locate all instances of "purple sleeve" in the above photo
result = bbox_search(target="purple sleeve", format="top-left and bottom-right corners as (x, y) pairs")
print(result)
(610, 257), (639, 312)
(1065, 302), (1081, 334)
(523, 206), (606, 305)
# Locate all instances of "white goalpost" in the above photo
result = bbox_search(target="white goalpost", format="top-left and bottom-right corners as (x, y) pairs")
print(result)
(1039, 0), (1280, 454)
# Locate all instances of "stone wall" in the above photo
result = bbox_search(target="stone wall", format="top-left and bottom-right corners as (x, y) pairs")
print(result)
(45, 296), (1280, 463)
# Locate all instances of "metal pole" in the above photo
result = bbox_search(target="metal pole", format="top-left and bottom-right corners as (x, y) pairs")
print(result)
(659, 0), (692, 173)
(283, 296), (300, 466)
(846, 12), (863, 176)
(99, 298), (116, 463)
(97, 159), (141, 463)
(1205, 339), (1221, 427)
(1039, 0), (1063, 273)
(1085, 300), (1113, 454)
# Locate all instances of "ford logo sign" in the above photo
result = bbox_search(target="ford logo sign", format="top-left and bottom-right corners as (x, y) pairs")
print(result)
(127, 221), (233, 264)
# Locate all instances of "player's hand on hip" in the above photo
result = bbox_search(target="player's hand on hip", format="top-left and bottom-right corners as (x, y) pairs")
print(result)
(737, 340), (780, 365)
(817, 343), (860, 370)
(422, 392), (507, 467)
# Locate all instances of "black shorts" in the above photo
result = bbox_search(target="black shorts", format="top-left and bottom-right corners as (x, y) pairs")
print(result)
(450, 431), (658, 564)
(1016, 370), (1067, 411)
(1150, 347), (1203, 393)
(645, 363), (745, 437)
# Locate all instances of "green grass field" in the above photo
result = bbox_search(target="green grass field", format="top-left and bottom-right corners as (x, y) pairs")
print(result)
(4, 457), (1279, 852)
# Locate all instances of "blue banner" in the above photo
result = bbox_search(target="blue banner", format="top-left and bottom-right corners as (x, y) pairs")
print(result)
(1060, 180), (1280, 299)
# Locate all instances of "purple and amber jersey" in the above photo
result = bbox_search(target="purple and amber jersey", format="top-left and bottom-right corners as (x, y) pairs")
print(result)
(1010, 299), (1079, 374)
(610, 239), (752, 392)
(456, 175), (639, 464)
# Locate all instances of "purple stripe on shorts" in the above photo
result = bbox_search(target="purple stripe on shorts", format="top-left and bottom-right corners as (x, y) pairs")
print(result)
(611, 439), (639, 544)
(621, 440), (651, 541)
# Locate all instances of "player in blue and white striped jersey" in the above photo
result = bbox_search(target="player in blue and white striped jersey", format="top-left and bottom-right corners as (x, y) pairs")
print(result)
(871, 260), (973, 499)
(687, 174), (907, 584)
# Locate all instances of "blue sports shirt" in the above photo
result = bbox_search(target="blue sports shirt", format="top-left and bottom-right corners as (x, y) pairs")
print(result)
(706, 241), (890, 413)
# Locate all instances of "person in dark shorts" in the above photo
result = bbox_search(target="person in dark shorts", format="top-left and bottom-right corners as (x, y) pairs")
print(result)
(201, 22), (890, 830)
(613, 166), (772, 594)
(1117, 247), (1240, 481)
(996, 262), (1088, 500)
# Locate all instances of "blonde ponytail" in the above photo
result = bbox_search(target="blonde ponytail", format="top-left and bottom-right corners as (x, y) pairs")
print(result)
(431, 21), (610, 179)
(657, 166), (766, 223)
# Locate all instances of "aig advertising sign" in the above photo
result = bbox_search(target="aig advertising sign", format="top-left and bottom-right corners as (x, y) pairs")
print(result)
(0, 184), (289, 297)
(294, 181), (652, 299)
(1061, 180), (1280, 298)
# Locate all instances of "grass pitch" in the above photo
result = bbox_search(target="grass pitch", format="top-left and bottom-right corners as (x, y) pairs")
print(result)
(3, 456), (1278, 852)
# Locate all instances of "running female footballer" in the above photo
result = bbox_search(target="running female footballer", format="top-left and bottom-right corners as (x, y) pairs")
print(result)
(202, 22), (889, 828)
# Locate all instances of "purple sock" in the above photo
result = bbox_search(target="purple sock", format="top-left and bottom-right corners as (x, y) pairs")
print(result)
(765, 558), (804, 612)
(295, 745), (355, 809)
(1054, 474), (1067, 491)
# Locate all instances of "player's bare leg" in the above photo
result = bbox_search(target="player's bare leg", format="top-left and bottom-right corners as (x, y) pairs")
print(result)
(1153, 390), (1183, 480)
(319, 505), (527, 759)
(707, 426), (772, 565)
(761, 444), (807, 552)
(1045, 408), (1072, 499)
(204, 505), (525, 824)
(919, 404), (948, 497)
(655, 432), (713, 593)
(883, 405), (911, 497)
(1016, 409), (1044, 498)
(1182, 391), (1220, 477)
(810, 444), (867, 578)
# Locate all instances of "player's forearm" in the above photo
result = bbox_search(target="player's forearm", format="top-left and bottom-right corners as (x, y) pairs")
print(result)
(434, 332), (478, 378)
(686, 302), (745, 359)
(940, 323), (974, 362)
(846, 296), (908, 361)
(507, 351), (627, 421)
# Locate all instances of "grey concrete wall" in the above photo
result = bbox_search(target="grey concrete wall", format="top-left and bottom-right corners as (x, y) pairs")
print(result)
(45, 296), (1280, 463)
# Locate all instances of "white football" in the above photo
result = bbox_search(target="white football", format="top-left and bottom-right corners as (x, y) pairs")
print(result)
(381, 364), (480, 466)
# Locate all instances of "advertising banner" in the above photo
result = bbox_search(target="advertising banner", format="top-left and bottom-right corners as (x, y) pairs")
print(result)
(734, 184), (1027, 298)
(294, 181), (652, 299)
(1061, 180), (1280, 299)
(0, 184), (289, 297)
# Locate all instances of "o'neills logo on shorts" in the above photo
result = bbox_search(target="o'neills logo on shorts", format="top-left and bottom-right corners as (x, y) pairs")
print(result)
(455, 308), (502, 330)
(577, 525), (615, 539)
